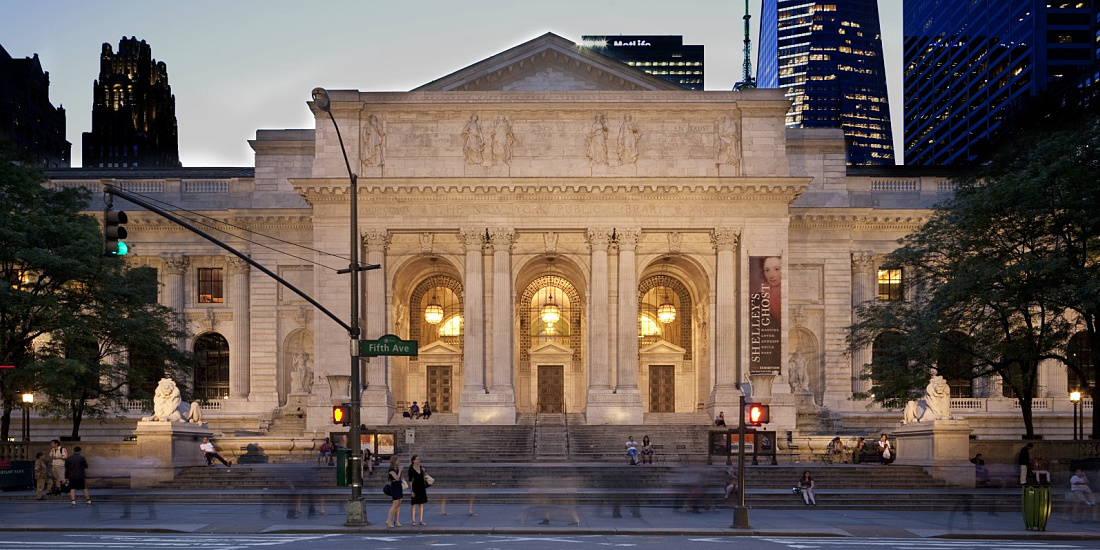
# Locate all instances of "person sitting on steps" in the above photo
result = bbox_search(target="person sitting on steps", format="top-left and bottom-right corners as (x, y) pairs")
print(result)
(625, 435), (640, 465)
(409, 401), (421, 419)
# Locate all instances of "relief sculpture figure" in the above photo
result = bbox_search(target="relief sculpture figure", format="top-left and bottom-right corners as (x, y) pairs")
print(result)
(716, 113), (742, 168)
(617, 113), (642, 165)
(585, 113), (609, 165)
(461, 113), (485, 165)
(491, 114), (516, 166)
(362, 113), (386, 166)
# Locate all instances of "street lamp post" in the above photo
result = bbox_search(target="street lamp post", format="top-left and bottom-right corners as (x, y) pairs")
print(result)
(1071, 391), (1082, 441)
(312, 87), (368, 526)
(21, 392), (33, 442)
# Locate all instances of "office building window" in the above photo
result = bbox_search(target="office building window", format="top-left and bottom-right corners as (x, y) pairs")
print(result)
(198, 268), (224, 303)
(877, 269), (903, 301)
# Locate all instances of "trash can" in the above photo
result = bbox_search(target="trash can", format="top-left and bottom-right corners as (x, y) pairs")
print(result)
(335, 448), (349, 487)
(1022, 486), (1051, 531)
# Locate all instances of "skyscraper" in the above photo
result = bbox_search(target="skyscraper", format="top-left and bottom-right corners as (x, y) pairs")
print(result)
(82, 37), (180, 168)
(0, 44), (69, 167)
(904, 1), (1100, 165)
(579, 35), (704, 90)
(756, 0), (894, 165)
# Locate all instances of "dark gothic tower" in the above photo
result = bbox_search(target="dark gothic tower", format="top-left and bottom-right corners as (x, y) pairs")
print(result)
(82, 37), (180, 168)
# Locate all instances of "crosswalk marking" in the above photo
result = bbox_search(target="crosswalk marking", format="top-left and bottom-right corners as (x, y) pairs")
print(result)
(760, 538), (1086, 550)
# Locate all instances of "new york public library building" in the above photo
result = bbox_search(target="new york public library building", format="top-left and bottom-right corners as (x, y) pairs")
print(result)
(44, 33), (1080, 456)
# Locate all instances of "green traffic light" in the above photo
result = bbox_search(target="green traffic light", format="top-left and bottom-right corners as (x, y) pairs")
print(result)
(116, 241), (128, 256)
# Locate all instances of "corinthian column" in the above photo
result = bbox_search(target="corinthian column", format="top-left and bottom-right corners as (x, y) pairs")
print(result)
(460, 228), (486, 391)
(362, 229), (391, 423)
(709, 228), (741, 412)
(227, 256), (251, 399)
(851, 251), (876, 394)
(488, 228), (515, 392)
(161, 254), (189, 350)
(587, 228), (613, 391)
(615, 228), (640, 390)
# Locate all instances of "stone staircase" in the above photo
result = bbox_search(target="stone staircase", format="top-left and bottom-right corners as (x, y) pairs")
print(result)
(534, 414), (569, 461)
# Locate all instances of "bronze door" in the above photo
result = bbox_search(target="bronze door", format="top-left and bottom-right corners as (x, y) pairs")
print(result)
(427, 365), (452, 413)
(649, 365), (675, 412)
(537, 365), (565, 413)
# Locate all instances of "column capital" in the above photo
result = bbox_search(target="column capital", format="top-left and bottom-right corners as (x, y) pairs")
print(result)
(488, 227), (515, 249)
(161, 253), (189, 274)
(586, 227), (613, 250)
(615, 228), (640, 250)
(711, 227), (740, 250)
(362, 229), (391, 251)
(851, 251), (877, 274)
(227, 256), (250, 275)
(459, 227), (486, 250)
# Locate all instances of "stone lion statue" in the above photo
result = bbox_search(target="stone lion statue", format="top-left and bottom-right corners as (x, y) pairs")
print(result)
(142, 377), (203, 424)
(903, 375), (952, 424)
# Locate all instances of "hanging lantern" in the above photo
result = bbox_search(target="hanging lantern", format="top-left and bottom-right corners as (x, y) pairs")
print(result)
(657, 297), (677, 325)
(540, 291), (561, 325)
(424, 293), (444, 325)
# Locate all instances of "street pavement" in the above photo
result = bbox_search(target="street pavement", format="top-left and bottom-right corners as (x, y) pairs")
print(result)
(2, 487), (1100, 540)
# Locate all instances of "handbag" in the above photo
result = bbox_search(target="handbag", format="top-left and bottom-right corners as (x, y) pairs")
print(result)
(424, 473), (435, 487)
(791, 486), (802, 494)
(401, 480), (410, 490)
(382, 483), (392, 496)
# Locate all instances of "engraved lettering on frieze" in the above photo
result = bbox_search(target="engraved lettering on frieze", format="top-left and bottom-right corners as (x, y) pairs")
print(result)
(491, 115), (516, 166)
(585, 113), (609, 165)
(461, 113), (485, 165)
(617, 113), (641, 165)
(716, 113), (742, 171)
(362, 113), (386, 167)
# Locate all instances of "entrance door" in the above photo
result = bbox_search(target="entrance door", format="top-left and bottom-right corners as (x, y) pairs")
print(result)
(537, 365), (565, 413)
(427, 365), (452, 413)
(649, 365), (675, 412)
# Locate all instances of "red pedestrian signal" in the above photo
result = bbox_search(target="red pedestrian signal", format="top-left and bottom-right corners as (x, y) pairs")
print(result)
(745, 403), (769, 425)
(332, 404), (351, 425)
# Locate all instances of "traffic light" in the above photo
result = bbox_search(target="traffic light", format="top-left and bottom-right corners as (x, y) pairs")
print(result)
(332, 403), (351, 425)
(745, 403), (769, 425)
(104, 208), (128, 256)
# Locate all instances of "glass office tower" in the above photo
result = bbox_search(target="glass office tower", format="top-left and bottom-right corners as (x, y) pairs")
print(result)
(756, 0), (894, 165)
(580, 35), (704, 90)
(904, 0), (1099, 165)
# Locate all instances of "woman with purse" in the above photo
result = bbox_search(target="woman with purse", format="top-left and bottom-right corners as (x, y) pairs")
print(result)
(407, 454), (430, 525)
(385, 456), (404, 527)
(798, 470), (817, 506)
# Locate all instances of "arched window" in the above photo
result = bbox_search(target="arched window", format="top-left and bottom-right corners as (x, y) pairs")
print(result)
(530, 279), (572, 347)
(193, 333), (230, 400)
(410, 274), (463, 350)
(638, 274), (692, 356)
(1067, 332), (1093, 391)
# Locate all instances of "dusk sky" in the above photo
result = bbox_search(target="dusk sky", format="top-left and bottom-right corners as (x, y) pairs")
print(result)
(2, 0), (904, 167)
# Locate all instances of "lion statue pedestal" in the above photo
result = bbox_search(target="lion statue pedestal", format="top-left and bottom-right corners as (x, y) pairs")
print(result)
(131, 378), (211, 488)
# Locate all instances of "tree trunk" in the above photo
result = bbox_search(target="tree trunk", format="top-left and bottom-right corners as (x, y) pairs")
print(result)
(1018, 396), (1035, 437)
(69, 399), (85, 441)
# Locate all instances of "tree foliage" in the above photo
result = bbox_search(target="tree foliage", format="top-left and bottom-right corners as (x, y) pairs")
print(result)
(849, 113), (1100, 437)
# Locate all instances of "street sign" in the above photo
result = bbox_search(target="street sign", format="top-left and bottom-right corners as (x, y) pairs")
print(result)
(359, 334), (418, 357)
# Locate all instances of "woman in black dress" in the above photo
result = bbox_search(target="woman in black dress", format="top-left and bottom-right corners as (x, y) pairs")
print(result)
(385, 456), (403, 527)
(407, 454), (429, 525)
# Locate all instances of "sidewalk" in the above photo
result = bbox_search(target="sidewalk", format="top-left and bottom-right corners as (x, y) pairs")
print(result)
(3, 489), (1100, 539)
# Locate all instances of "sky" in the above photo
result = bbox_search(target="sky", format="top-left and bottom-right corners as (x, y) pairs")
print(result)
(1, 0), (904, 167)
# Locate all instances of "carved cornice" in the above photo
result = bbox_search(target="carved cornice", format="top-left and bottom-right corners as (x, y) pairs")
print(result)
(362, 229), (391, 251)
(161, 253), (189, 274)
(851, 251), (877, 274)
(488, 227), (515, 248)
(615, 228), (640, 250)
(459, 228), (486, 250)
(227, 256), (251, 275)
(790, 211), (930, 231)
(128, 215), (313, 232)
(711, 227), (741, 250)
(586, 228), (613, 250)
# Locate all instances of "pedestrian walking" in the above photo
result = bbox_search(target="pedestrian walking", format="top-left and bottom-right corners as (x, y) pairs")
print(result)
(48, 439), (67, 495)
(386, 456), (404, 527)
(33, 451), (51, 500)
(408, 454), (429, 525)
(64, 446), (91, 507)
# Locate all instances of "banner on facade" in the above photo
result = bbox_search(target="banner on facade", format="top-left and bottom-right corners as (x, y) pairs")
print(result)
(748, 256), (782, 375)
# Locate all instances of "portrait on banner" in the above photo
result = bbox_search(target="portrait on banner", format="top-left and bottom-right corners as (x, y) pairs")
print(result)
(749, 256), (783, 375)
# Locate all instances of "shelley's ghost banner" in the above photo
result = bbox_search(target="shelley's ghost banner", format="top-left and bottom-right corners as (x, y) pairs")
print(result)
(749, 256), (782, 375)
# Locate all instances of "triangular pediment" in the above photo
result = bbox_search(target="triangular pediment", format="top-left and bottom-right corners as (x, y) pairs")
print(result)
(529, 340), (574, 356)
(414, 32), (683, 92)
(640, 340), (687, 356)
(418, 340), (462, 356)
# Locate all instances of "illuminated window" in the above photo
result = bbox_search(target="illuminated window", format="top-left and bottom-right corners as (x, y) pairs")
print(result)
(198, 268), (224, 303)
(877, 269), (903, 301)
(638, 315), (662, 338)
(194, 333), (230, 400)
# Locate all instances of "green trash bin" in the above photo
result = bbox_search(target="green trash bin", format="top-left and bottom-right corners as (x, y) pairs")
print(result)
(335, 448), (349, 487)
(1022, 486), (1051, 531)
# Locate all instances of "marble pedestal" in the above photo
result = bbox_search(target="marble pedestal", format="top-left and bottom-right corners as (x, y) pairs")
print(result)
(894, 418), (974, 487)
(458, 389), (517, 425)
(130, 421), (211, 488)
(585, 389), (643, 425)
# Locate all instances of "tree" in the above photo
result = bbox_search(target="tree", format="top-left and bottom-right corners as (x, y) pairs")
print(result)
(0, 139), (101, 440)
(34, 263), (192, 440)
(848, 114), (1100, 437)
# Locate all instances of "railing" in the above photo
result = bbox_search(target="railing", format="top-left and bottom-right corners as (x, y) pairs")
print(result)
(183, 180), (229, 193)
(951, 398), (986, 411)
(119, 181), (164, 194)
(871, 179), (918, 192)
(1013, 399), (1052, 410)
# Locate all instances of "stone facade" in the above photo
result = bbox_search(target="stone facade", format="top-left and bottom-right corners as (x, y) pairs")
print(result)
(42, 33), (1084, 439)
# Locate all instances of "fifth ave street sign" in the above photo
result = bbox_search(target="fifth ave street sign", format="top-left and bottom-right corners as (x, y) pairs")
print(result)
(359, 334), (418, 357)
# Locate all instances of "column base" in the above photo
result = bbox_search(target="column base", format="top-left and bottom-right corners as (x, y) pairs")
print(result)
(585, 389), (643, 424)
(361, 387), (393, 425)
(707, 384), (745, 420)
(459, 389), (516, 424)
